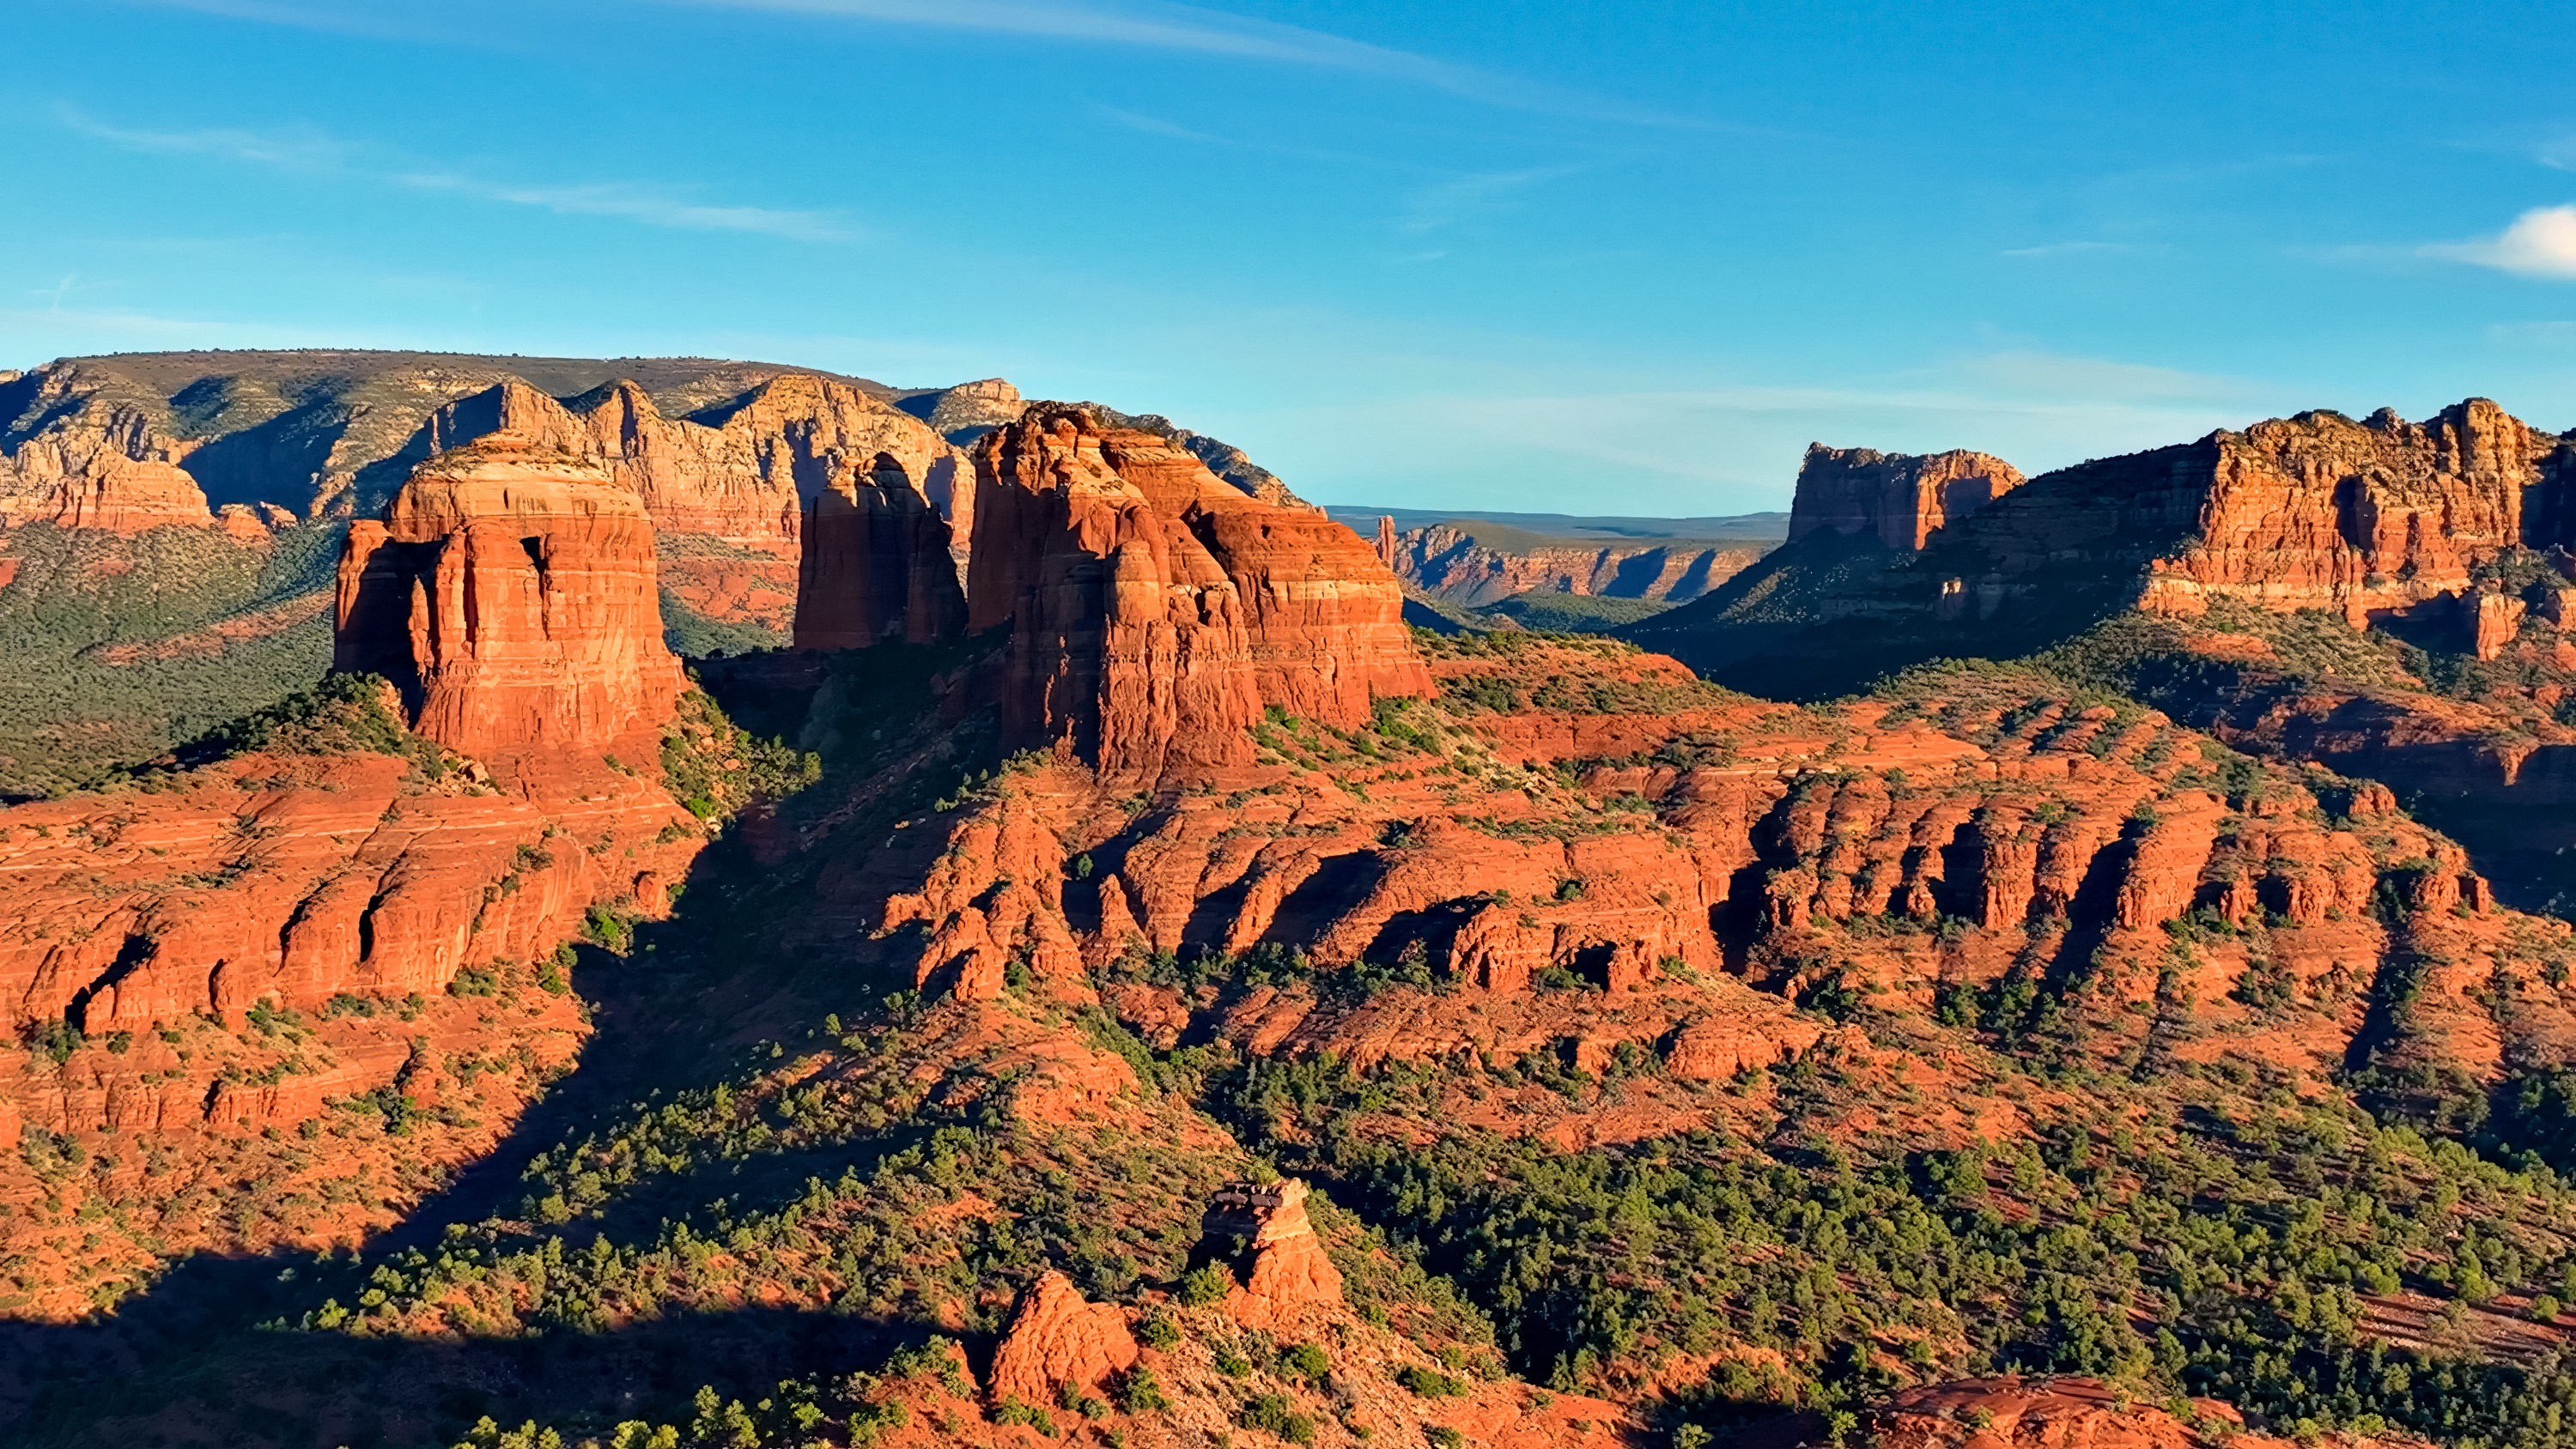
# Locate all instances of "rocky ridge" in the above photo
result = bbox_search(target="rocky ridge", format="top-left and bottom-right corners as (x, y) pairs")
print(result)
(1384, 520), (1769, 609)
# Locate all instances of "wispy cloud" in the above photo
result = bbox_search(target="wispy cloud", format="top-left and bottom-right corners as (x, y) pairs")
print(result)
(63, 109), (858, 242)
(1999, 240), (2138, 258)
(2421, 205), (2576, 279)
(1398, 168), (1572, 237)
(671, 0), (1717, 130)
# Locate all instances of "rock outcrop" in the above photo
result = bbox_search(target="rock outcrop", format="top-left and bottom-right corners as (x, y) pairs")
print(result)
(421, 375), (975, 638)
(791, 452), (968, 648)
(987, 1270), (1139, 1410)
(0, 363), (224, 532)
(1751, 1376), (2423, 1449)
(967, 404), (1431, 778)
(2123, 401), (2576, 622)
(1788, 443), (2028, 552)
(1201, 1179), (1346, 1327)
(334, 433), (688, 763)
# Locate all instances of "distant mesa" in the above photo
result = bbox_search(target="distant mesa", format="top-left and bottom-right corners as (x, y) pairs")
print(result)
(1786, 441), (2027, 551)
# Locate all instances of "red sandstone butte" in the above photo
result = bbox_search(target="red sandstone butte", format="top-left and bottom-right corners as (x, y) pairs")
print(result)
(792, 451), (966, 648)
(965, 404), (1429, 778)
(334, 433), (688, 764)
(987, 1270), (1139, 1410)
(1789, 443), (2028, 552)
(419, 375), (973, 634)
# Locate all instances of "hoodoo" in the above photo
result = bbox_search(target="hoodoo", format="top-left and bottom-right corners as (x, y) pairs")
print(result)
(333, 432), (687, 762)
(966, 403), (1429, 777)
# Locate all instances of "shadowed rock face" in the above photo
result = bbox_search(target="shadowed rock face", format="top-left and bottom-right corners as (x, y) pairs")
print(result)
(790, 452), (967, 649)
(1789, 443), (2028, 553)
(966, 405), (1431, 779)
(335, 433), (688, 763)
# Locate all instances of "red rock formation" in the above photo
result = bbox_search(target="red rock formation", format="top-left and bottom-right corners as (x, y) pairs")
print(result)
(791, 452), (966, 648)
(967, 405), (1430, 778)
(2134, 401), (2576, 622)
(1789, 443), (2028, 552)
(1390, 523), (1770, 607)
(1202, 1178), (1346, 1327)
(987, 1270), (1139, 1409)
(421, 376), (975, 636)
(0, 743), (697, 1104)
(1751, 1376), (2421, 1449)
(333, 434), (687, 763)
(1376, 514), (1397, 568)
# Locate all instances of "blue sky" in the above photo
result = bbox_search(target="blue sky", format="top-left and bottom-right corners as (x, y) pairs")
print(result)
(5, 0), (2575, 513)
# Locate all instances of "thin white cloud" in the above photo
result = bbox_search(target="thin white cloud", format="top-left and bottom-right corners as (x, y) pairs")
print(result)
(1999, 240), (2135, 258)
(63, 110), (857, 242)
(1398, 168), (1573, 236)
(2421, 205), (2576, 279)
(671, 0), (1720, 130)
(1952, 349), (2251, 404)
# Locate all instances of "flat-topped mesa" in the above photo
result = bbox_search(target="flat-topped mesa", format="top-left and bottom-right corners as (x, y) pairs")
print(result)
(2136, 399), (2576, 622)
(968, 404), (1430, 778)
(1789, 443), (2028, 552)
(333, 433), (686, 762)
(791, 451), (967, 648)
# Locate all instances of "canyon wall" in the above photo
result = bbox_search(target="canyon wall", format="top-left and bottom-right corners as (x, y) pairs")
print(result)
(1387, 523), (1767, 608)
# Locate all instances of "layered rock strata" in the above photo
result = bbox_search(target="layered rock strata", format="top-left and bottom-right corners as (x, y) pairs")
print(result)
(0, 363), (228, 532)
(2129, 402), (2576, 622)
(1388, 522), (1768, 607)
(874, 637), (2571, 1118)
(0, 743), (693, 1091)
(422, 376), (975, 635)
(1788, 443), (2027, 552)
(334, 433), (688, 762)
(966, 405), (1431, 778)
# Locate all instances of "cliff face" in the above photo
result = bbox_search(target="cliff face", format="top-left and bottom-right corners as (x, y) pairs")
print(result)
(2134, 400), (2576, 621)
(1388, 522), (1767, 608)
(966, 405), (1430, 778)
(1788, 443), (2028, 552)
(791, 452), (968, 648)
(334, 433), (688, 764)
(423, 375), (975, 638)
(0, 363), (228, 534)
